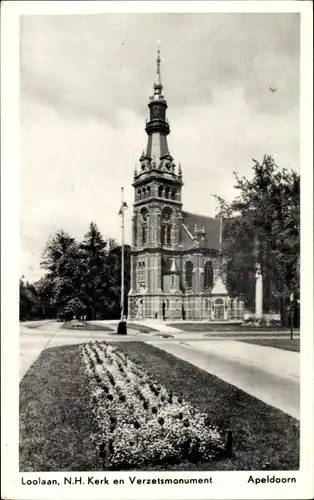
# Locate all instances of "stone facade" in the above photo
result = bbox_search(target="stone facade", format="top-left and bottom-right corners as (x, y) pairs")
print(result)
(128, 49), (244, 321)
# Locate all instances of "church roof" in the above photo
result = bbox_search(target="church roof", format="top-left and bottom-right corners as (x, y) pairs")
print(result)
(211, 277), (228, 296)
(181, 211), (220, 251)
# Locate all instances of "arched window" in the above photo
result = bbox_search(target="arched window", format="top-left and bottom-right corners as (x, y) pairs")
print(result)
(185, 261), (193, 289)
(137, 261), (146, 288)
(142, 188), (146, 199)
(146, 186), (151, 198)
(138, 189), (142, 200)
(158, 186), (163, 198)
(204, 261), (214, 290)
(162, 207), (172, 220)
(171, 189), (176, 200)
(165, 187), (170, 199)
(161, 207), (172, 246)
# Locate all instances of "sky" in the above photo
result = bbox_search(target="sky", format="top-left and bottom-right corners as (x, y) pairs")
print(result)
(20, 12), (300, 282)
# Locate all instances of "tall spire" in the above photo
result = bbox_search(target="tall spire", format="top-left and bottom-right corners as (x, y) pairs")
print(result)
(145, 43), (169, 150)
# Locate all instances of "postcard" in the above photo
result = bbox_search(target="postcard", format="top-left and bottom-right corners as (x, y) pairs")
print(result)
(1, 1), (313, 499)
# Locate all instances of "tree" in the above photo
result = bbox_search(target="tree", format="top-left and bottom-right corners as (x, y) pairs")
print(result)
(41, 230), (76, 274)
(33, 274), (56, 318)
(215, 155), (300, 325)
(20, 278), (42, 320)
(80, 222), (108, 320)
(41, 230), (86, 319)
(103, 242), (131, 320)
(21, 225), (132, 322)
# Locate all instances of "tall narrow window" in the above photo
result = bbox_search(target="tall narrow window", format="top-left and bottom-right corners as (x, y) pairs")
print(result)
(161, 207), (172, 247)
(165, 187), (170, 199)
(171, 189), (176, 200)
(185, 261), (193, 289)
(137, 261), (146, 289)
(172, 275), (175, 287)
(142, 225), (147, 244)
(204, 261), (214, 290)
(140, 208), (148, 246)
(158, 186), (163, 197)
(161, 224), (165, 245)
(146, 186), (151, 198)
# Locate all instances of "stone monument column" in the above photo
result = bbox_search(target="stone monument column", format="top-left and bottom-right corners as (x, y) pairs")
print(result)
(255, 263), (263, 319)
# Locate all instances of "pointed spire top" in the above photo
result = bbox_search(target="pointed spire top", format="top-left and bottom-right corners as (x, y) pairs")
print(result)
(156, 40), (161, 85)
(153, 41), (163, 98)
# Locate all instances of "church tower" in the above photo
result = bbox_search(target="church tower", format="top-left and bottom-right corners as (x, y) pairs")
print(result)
(128, 45), (183, 320)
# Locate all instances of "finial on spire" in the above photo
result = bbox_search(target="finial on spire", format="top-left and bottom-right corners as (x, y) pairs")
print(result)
(156, 40), (161, 85)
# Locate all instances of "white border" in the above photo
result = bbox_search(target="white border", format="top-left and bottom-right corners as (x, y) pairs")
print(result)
(1, 2), (313, 499)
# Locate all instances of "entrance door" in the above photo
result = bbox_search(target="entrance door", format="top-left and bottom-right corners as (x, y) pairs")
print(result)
(214, 299), (224, 320)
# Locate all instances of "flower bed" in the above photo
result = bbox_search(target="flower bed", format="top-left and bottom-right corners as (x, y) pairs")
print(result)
(80, 341), (225, 469)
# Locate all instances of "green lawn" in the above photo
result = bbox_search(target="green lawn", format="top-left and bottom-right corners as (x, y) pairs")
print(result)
(117, 342), (299, 471)
(238, 338), (300, 352)
(169, 323), (287, 332)
(20, 341), (299, 472)
(20, 344), (102, 472)
(61, 321), (114, 332)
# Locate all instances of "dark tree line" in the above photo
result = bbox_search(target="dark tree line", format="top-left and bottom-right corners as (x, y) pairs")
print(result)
(216, 155), (300, 326)
(20, 222), (130, 321)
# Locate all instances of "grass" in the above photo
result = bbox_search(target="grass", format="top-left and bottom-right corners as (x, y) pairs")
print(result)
(238, 338), (300, 352)
(22, 320), (53, 329)
(20, 344), (102, 472)
(169, 323), (288, 332)
(117, 342), (299, 471)
(61, 321), (114, 332)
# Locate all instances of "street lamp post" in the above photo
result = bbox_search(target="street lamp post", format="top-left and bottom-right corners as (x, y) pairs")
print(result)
(117, 187), (128, 335)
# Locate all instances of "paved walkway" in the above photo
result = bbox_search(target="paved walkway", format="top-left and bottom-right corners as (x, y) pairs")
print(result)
(20, 321), (62, 380)
(20, 322), (300, 420)
(189, 340), (299, 379)
(20, 321), (151, 379)
(147, 339), (300, 420)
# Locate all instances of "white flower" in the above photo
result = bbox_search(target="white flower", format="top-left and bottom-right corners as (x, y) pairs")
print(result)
(80, 342), (224, 468)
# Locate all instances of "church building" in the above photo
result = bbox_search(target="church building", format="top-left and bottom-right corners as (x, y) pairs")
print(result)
(128, 48), (244, 321)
